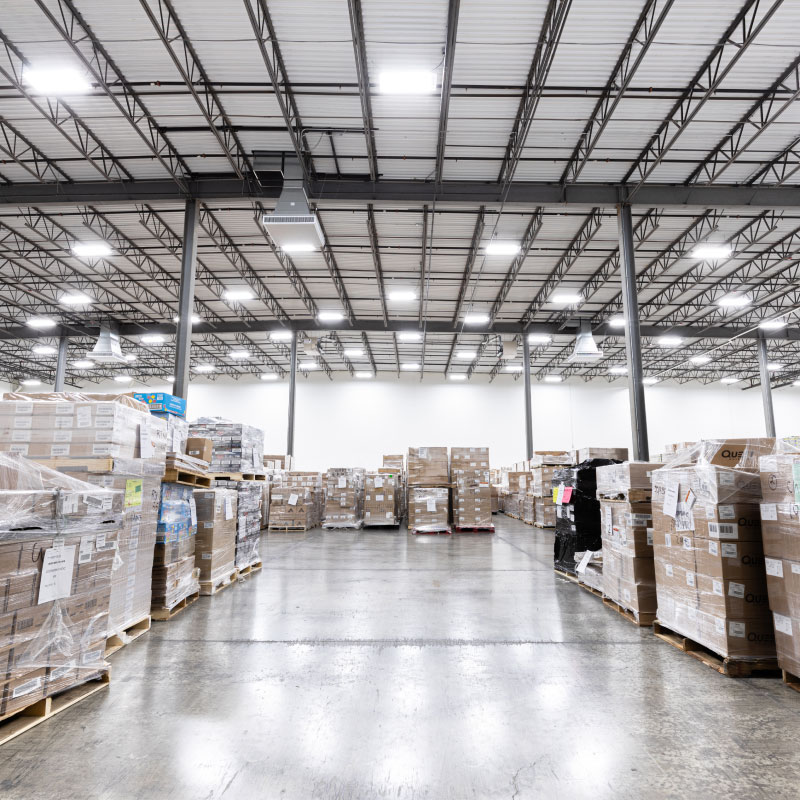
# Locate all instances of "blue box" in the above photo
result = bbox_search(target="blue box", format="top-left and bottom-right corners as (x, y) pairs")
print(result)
(134, 392), (186, 418)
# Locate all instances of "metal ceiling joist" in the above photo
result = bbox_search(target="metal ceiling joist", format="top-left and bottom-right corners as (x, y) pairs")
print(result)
(366, 205), (389, 326)
(452, 208), (486, 324)
(748, 133), (800, 186)
(0, 118), (70, 184)
(435, 0), (461, 185)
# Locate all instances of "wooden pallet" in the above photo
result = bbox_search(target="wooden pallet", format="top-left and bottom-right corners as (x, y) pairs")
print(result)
(576, 579), (604, 600)
(268, 524), (311, 532)
(363, 521), (400, 528)
(237, 561), (262, 577)
(151, 590), (199, 621)
(163, 467), (212, 488)
(602, 597), (655, 627)
(782, 669), (800, 694)
(199, 569), (239, 596)
(0, 671), (110, 747)
(653, 621), (781, 677)
(105, 615), (151, 657)
(454, 525), (495, 533)
(554, 567), (579, 583)
(533, 522), (555, 529)
(209, 473), (266, 482)
(32, 456), (117, 474)
(412, 528), (452, 536)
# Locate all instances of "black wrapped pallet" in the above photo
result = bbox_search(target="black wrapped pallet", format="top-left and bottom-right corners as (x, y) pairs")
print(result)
(552, 459), (620, 574)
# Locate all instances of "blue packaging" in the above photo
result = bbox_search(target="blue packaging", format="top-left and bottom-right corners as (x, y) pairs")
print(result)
(134, 392), (187, 418)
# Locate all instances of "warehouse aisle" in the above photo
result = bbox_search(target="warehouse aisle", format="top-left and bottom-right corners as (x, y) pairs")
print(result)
(2, 518), (799, 799)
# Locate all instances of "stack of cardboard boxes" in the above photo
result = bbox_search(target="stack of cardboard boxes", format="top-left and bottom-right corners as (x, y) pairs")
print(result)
(504, 471), (531, 520)
(597, 462), (660, 624)
(213, 479), (262, 568)
(451, 448), (492, 530)
(381, 455), (405, 521)
(269, 472), (322, 530)
(532, 462), (561, 528)
(407, 448), (450, 532)
(193, 488), (237, 592)
(0, 454), (122, 719)
(188, 418), (265, 475)
(364, 472), (400, 526)
(323, 468), (365, 529)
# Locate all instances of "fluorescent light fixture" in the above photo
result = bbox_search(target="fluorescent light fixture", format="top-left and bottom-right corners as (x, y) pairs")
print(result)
(388, 289), (417, 302)
(456, 349), (477, 360)
(448, 374), (467, 381)
(505, 364), (524, 372)
(767, 363), (784, 372)
(355, 371), (374, 379)
(270, 330), (294, 342)
(398, 331), (422, 342)
(550, 292), (582, 306)
(141, 334), (165, 344)
(281, 243), (316, 253)
(717, 294), (750, 308)
(690, 355), (712, 365)
(317, 310), (344, 322)
(759, 318), (786, 330)
(793, 381), (800, 387)
(378, 70), (437, 95)
(32, 345), (57, 356)
(229, 349), (250, 359)
(260, 373), (279, 381)
(401, 362), (420, 371)
(721, 377), (740, 384)
(485, 241), (520, 256)
(608, 315), (626, 328)
(463, 312), (489, 325)
(123, 354), (137, 363)
(194, 364), (215, 373)
(27, 317), (56, 329)
(299, 361), (318, 370)
(24, 67), (91, 95)
(543, 375), (562, 383)
(60, 292), (93, 306)
(72, 242), (111, 259)
(72, 359), (95, 369)
(528, 334), (552, 345)
(163, 375), (175, 382)
(113, 375), (132, 383)
(609, 366), (627, 375)
(692, 244), (732, 260)
(343, 348), (364, 358)
(173, 314), (201, 324)
(223, 288), (254, 302)
(643, 377), (660, 385)
(657, 336), (683, 347)
(20, 378), (41, 387)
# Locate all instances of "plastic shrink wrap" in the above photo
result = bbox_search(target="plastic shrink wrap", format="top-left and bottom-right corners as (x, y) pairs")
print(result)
(323, 468), (365, 529)
(408, 487), (450, 533)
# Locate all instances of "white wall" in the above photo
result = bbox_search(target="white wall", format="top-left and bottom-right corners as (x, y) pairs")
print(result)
(82, 374), (798, 471)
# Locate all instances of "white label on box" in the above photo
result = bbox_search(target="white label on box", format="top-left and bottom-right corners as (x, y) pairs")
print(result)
(52, 536), (65, 550)
(719, 471), (736, 486)
(54, 416), (72, 429)
(189, 498), (197, 526)
(203, 521), (214, 529)
(288, 493), (299, 506)
(13, 416), (32, 429)
(760, 503), (778, 521)
(53, 430), (73, 443)
(12, 676), (42, 699)
(729, 582), (745, 599)
(224, 495), (234, 520)
(172, 429), (182, 453)
(774, 612), (793, 636)
(665, 563), (673, 577)
(78, 535), (94, 564)
(96, 533), (106, 550)
(681, 535), (692, 550)
(375, 477), (384, 489)
(50, 444), (71, 457)
(50, 662), (76, 681)
(92, 444), (113, 456)
(714, 617), (725, 635)
(426, 497), (437, 512)
(684, 489), (696, 509)
(81, 649), (102, 665)
(718, 505), (736, 520)
(713, 580), (724, 596)
(376, 494), (384, 502)
(11, 430), (31, 442)
(338, 476), (346, 488)
(765, 557), (784, 578)
(664, 533), (672, 547)
(728, 621), (746, 638)
(761, 456), (778, 472)
(519, 475), (527, 489)
(792, 563), (800, 575)
(94, 430), (112, 443)
(721, 543), (738, 558)
(202, 552), (212, 560)
(38, 545), (76, 604)
(708, 540), (719, 556)
(675, 504), (694, 532)
(386, 512), (393, 519)
(61, 493), (78, 515)
(139, 423), (153, 459)
(647, 530), (653, 546)
(686, 571), (695, 588)
(14, 402), (33, 414)
(708, 522), (737, 539)
(54, 402), (72, 415)
(623, 588), (631, 603)
(663, 483), (679, 518)
(575, 550), (593, 574)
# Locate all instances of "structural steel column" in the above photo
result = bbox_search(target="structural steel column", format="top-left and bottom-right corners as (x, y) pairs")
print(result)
(757, 335), (777, 437)
(173, 199), (198, 400)
(286, 331), (298, 456)
(522, 335), (534, 460)
(53, 335), (68, 391)
(617, 203), (650, 461)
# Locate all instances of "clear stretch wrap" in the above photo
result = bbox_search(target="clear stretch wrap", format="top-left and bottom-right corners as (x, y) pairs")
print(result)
(575, 549), (604, 593)
(269, 485), (317, 530)
(323, 468), (366, 529)
(407, 447), (449, 485)
(530, 451), (573, 466)
(0, 453), (122, 719)
(382, 454), (404, 472)
(535, 497), (556, 527)
(532, 466), (558, 497)
(155, 413), (189, 456)
(364, 472), (400, 526)
(188, 417), (265, 475)
(408, 487), (450, 533)
(578, 447), (629, 463)
(214, 480), (261, 568)
(596, 462), (659, 498)
(193, 489), (237, 586)
(260, 482), (271, 529)
(652, 439), (775, 660)
(455, 472), (492, 528)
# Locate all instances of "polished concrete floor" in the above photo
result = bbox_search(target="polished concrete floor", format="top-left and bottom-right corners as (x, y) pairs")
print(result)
(2, 517), (800, 799)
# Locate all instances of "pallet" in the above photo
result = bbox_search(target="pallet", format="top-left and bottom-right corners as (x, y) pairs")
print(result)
(209, 473), (266, 482)
(554, 567), (578, 583)
(782, 670), (800, 694)
(653, 621), (781, 677)
(0, 671), (110, 746)
(163, 467), (212, 488)
(454, 525), (495, 533)
(602, 597), (655, 627)
(268, 524), (311, 532)
(151, 590), (200, 621)
(576, 579), (604, 600)
(199, 569), (239, 596)
(105, 615), (151, 657)
(533, 522), (555, 529)
(411, 528), (452, 536)
(237, 561), (262, 577)
(363, 521), (400, 528)
(32, 456), (116, 474)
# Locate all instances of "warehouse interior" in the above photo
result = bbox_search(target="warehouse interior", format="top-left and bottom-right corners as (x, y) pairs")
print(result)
(1, 0), (800, 797)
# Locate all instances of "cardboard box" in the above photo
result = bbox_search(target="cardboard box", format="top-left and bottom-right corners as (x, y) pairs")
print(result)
(407, 447), (449, 485)
(596, 462), (660, 496)
(194, 488), (237, 584)
(578, 447), (628, 463)
(132, 392), (186, 417)
(185, 437), (213, 464)
(408, 487), (449, 532)
(364, 472), (399, 525)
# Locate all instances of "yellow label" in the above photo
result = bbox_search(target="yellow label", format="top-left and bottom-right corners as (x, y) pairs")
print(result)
(125, 479), (143, 508)
(552, 487), (558, 503)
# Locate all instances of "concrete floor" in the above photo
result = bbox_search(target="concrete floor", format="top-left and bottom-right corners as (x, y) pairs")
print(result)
(2, 517), (800, 799)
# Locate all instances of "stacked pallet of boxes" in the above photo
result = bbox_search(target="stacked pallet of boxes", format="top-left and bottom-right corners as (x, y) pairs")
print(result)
(0, 453), (122, 720)
(364, 472), (400, 526)
(133, 392), (188, 460)
(407, 447), (450, 534)
(531, 452), (572, 528)
(189, 418), (265, 570)
(193, 487), (237, 594)
(450, 448), (493, 531)
(323, 468), (365, 529)
(596, 462), (660, 624)
(382, 454), (406, 521)
(269, 472), (322, 531)
(0, 393), (168, 644)
(504, 471), (531, 520)
(652, 439), (776, 665)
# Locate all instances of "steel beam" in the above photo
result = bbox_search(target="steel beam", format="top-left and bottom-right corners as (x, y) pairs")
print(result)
(618, 204), (649, 461)
(522, 336), (534, 460)
(53, 336), (68, 391)
(435, 0), (461, 184)
(757, 335), (777, 436)
(287, 332), (298, 456)
(174, 200), (198, 399)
